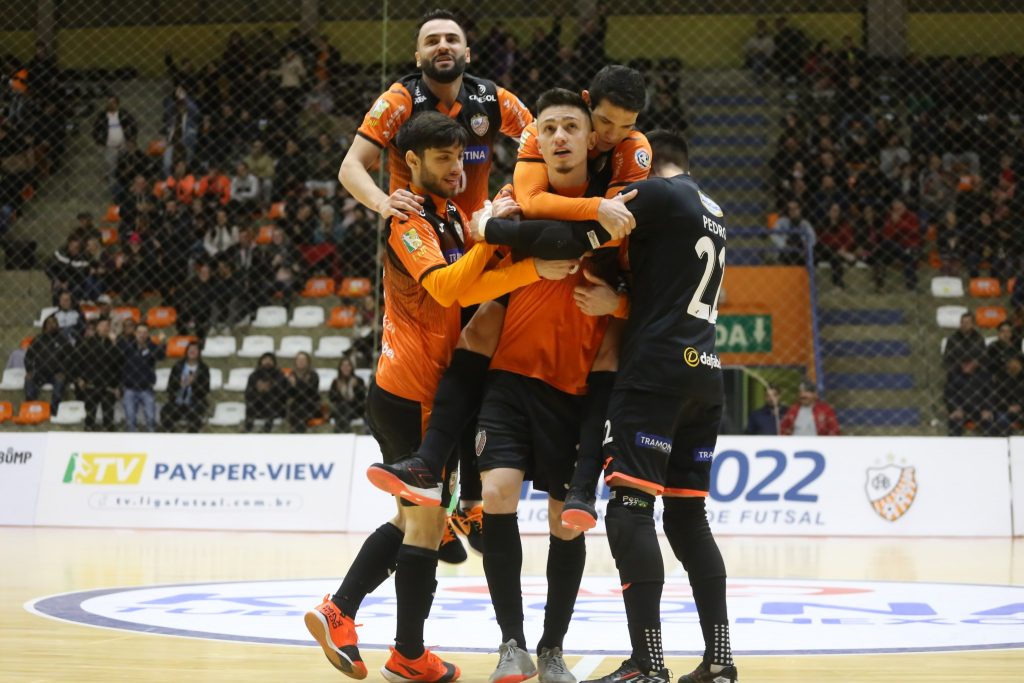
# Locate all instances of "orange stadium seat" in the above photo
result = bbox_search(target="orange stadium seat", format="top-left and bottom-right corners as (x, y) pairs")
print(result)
(1009, 278), (1017, 294)
(146, 138), (166, 157)
(976, 306), (1007, 329)
(0, 401), (13, 423)
(766, 212), (779, 229)
(13, 401), (50, 425)
(268, 202), (286, 219)
(302, 277), (335, 298)
(20, 184), (34, 201)
(81, 304), (100, 321)
(100, 226), (119, 245)
(166, 335), (197, 358)
(146, 306), (177, 329)
(307, 405), (327, 429)
(338, 277), (372, 298)
(20, 336), (33, 350)
(104, 205), (121, 223)
(113, 306), (141, 323)
(969, 277), (1001, 298)
(327, 306), (356, 328)
(255, 224), (275, 245)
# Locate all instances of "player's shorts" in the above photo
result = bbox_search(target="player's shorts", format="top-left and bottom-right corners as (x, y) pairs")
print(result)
(365, 380), (458, 506)
(602, 388), (722, 497)
(475, 370), (583, 501)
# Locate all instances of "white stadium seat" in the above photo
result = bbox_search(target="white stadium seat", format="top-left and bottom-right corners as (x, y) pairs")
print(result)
(936, 305), (969, 329)
(0, 368), (26, 390)
(940, 336), (947, 355)
(252, 306), (288, 328)
(278, 335), (313, 357)
(33, 306), (58, 327)
(355, 368), (372, 385)
(238, 335), (274, 358)
(315, 336), (353, 359)
(50, 400), (86, 425)
(289, 305), (326, 328)
(931, 276), (965, 298)
(154, 367), (171, 392)
(209, 368), (224, 391)
(985, 336), (998, 347)
(317, 368), (338, 392)
(202, 336), (237, 358)
(208, 402), (245, 427)
(224, 368), (253, 392)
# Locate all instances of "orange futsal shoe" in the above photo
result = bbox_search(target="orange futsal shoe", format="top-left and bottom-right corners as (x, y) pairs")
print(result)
(381, 646), (461, 682)
(304, 594), (366, 679)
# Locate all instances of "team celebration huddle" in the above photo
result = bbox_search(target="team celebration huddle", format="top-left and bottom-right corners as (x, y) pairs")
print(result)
(303, 10), (736, 683)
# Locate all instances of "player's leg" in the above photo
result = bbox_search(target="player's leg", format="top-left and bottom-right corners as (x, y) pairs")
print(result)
(662, 399), (737, 683)
(367, 300), (507, 503)
(562, 319), (623, 531)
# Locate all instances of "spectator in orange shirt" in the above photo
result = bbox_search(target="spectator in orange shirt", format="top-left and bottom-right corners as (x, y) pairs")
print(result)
(196, 163), (231, 206)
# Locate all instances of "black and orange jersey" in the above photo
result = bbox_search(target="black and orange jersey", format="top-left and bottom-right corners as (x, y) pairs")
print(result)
(356, 73), (533, 214)
(513, 126), (652, 220)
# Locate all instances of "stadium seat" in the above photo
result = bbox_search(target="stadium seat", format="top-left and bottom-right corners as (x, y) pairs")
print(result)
(985, 336), (998, 346)
(51, 400), (86, 426)
(327, 306), (356, 328)
(13, 401), (50, 425)
(81, 304), (100, 321)
(289, 305), (326, 328)
(238, 335), (274, 358)
(315, 336), (353, 358)
(1009, 278), (1017, 294)
(224, 368), (253, 392)
(940, 337), (947, 355)
(146, 138), (166, 157)
(338, 277), (372, 298)
(930, 276), (965, 298)
(104, 204), (121, 223)
(268, 202), (286, 219)
(936, 305), (968, 329)
(301, 277), (335, 298)
(113, 306), (141, 323)
(0, 401), (12, 423)
(255, 224), (275, 245)
(278, 335), (313, 356)
(969, 277), (1001, 298)
(33, 306), (58, 327)
(0, 368), (26, 390)
(252, 306), (288, 328)
(976, 306), (1007, 328)
(100, 226), (119, 245)
(208, 402), (245, 427)
(166, 335), (197, 358)
(209, 368), (224, 391)
(202, 335), (237, 358)
(19, 336), (33, 350)
(317, 367), (339, 392)
(155, 367), (171, 392)
(355, 368), (372, 385)
(146, 306), (178, 328)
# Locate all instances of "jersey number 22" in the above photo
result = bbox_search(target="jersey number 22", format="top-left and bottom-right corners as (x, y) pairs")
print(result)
(688, 235), (725, 323)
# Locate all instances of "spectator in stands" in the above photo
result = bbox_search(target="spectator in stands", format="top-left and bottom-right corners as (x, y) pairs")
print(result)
(804, 40), (838, 92)
(54, 290), (85, 343)
(964, 208), (996, 279)
(641, 90), (688, 133)
(274, 138), (309, 200)
(267, 226), (302, 306)
(197, 163), (231, 207)
(942, 116), (980, 175)
(836, 74), (873, 131)
(93, 95), (138, 198)
(114, 232), (148, 303)
(161, 341), (210, 433)
(113, 139), (153, 204)
(244, 352), (285, 433)
(816, 203), (856, 288)
(744, 19), (774, 79)
(284, 200), (318, 245)
(286, 351), (321, 433)
(772, 199), (813, 265)
(992, 357), (1024, 436)
(211, 259), (240, 333)
(876, 198), (921, 291)
(162, 85), (200, 176)
(836, 35), (866, 79)
(935, 210), (961, 273)
(242, 140), (275, 203)
(306, 133), (341, 198)
(119, 174), (155, 229)
(225, 225), (265, 322)
(779, 380), (840, 436)
(986, 321), (1020, 376)
(943, 311), (986, 371)
(119, 323), (165, 432)
(73, 317), (119, 431)
(24, 314), (69, 412)
(163, 160), (198, 206)
(312, 33), (342, 91)
(263, 97), (294, 157)
(744, 383), (786, 435)
(177, 261), (218, 338)
(338, 208), (377, 279)
(879, 134), (911, 180)
(771, 16), (808, 81)
(268, 49), (308, 107)
(770, 135), (805, 186)
(45, 232), (90, 303)
(230, 161), (261, 208)
(944, 357), (993, 436)
(919, 154), (956, 221)
(203, 208), (240, 258)
(329, 356), (366, 433)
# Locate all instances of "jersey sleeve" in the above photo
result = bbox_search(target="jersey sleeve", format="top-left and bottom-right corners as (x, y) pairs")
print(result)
(513, 153), (603, 221)
(497, 87), (534, 139)
(622, 178), (673, 230)
(516, 123), (542, 162)
(387, 214), (447, 282)
(608, 132), (653, 194)
(356, 84), (413, 149)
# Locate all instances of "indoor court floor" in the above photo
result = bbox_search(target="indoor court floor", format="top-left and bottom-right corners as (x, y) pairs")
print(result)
(3, 526), (1024, 682)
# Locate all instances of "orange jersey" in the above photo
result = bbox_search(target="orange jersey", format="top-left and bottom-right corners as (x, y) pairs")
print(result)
(514, 126), (652, 220)
(356, 73), (533, 214)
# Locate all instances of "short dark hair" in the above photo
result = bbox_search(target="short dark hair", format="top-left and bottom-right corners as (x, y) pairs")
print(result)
(395, 111), (468, 158)
(535, 88), (591, 123)
(588, 65), (646, 113)
(646, 129), (689, 173)
(416, 9), (464, 40)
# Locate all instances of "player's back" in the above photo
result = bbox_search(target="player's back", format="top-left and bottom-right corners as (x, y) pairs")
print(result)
(618, 174), (727, 398)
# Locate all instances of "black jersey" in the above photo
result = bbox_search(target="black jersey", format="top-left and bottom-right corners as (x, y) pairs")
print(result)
(617, 174), (727, 398)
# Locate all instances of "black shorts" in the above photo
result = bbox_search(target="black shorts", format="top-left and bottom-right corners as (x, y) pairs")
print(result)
(365, 380), (458, 506)
(602, 388), (722, 497)
(475, 370), (583, 501)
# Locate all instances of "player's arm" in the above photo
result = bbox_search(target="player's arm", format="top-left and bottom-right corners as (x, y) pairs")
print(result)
(482, 216), (612, 259)
(497, 87), (534, 139)
(513, 156), (603, 221)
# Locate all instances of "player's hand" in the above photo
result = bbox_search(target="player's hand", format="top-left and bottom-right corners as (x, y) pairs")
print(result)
(491, 196), (521, 220)
(376, 189), (424, 220)
(573, 269), (620, 316)
(469, 200), (494, 242)
(535, 259), (580, 280)
(596, 189), (637, 240)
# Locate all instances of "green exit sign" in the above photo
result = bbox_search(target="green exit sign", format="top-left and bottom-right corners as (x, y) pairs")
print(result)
(716, 314), (772, 353)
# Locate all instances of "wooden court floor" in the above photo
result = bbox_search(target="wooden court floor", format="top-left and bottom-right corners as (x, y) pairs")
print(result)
(3, 526), (1024, 682)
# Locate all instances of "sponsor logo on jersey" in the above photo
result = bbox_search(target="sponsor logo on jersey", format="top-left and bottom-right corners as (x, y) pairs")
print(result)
(478, 83), (487, 96)
(369, 98), (389, 120)
(443, 248), (464, 264)
(635, 148), (651, 169)
(518, 129), (532, 154)
(694, 448), (715, 462)
(683, 347), (722, 369)
(470, 113), (490, 136)
(702, 214), (727, 238)
(469, 93), (497, 103)
(463, 144), (489, 163)
(865, 463), (917, 522)
(635, 432), (673, 454)
(699, 190), (724, 217)
(413, 85), (426, 104)
(401, 229), (424, 253)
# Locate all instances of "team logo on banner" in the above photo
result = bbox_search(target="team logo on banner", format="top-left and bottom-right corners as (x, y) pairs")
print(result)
(865, 464), (917, 522)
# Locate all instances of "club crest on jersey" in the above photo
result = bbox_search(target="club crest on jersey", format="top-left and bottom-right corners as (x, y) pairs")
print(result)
(699, 190), (724, 218)
(635, 148), (651, 169)
(865, 463), (917, 522)
(401, 228), (423, 253)
(475, 429), (487, 456)
(470, 113), (490, 136)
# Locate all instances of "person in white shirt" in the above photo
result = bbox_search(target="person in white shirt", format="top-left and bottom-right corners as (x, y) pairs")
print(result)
(230, 161), (261, 206)
(203, 208), (240, 258)
(92, 96), (137, 196)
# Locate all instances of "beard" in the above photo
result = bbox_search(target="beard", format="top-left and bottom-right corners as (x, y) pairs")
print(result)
(421, 54), (467, 84)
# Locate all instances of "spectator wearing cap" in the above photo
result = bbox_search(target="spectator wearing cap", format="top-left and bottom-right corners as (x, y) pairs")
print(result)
(24, 315), (70, 412)
(72, 317), (120, 431)
(118, 323), (166, 432)
(744, 383), (787, 435)
(161, 341), (210, 432)
(780, 380), (840, 435)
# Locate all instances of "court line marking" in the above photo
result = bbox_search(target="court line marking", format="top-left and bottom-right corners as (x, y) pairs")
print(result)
(571, 655), (605, 680)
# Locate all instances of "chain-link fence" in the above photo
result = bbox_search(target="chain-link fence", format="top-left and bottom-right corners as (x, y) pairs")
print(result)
(0, 0), (1022, 436)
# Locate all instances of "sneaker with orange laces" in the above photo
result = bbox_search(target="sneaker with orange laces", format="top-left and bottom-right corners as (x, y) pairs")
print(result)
(381, 646), (461, 682)
(451, 504), (484, 554)
(439, 516), (468, 564)
(304, 594), (366, 679)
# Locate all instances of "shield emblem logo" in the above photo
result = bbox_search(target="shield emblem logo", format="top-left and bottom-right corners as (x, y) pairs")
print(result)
(865, 465), (917, 522)
(471, 113), (489, 136)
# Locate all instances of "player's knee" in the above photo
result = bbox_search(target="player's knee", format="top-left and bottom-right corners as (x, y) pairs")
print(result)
(663, 496), (724, 578)
(403, 506), (446, 549)
(605, 487), (663, 584)
(457, 301), (506, 355)
(481, 469), (521, 513)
